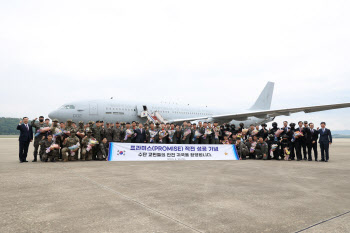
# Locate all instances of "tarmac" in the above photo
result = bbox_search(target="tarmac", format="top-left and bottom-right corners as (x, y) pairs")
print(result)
(0, 138), (349, 233)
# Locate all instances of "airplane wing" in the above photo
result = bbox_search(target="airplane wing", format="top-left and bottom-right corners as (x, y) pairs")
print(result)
(169, 102), (350, 123)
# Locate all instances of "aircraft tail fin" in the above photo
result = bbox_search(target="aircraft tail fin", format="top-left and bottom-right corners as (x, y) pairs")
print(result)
(249, 81), (274, 110)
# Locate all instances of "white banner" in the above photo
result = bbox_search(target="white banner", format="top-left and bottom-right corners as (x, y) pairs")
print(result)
(108, 143), (239, 161)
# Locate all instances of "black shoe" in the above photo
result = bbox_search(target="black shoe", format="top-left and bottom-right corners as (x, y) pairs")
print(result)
(315, 159), (318, 161)
(20, 161), (23, 163)
(297, 159), (301, 161)
(32, 159), (37, 162)
(319, 160), (325, 162)
(325, 160), (328, 162)
(308, 159), (312, 161)
(23, 160), (28, 162)
(303, 158), (307, 160)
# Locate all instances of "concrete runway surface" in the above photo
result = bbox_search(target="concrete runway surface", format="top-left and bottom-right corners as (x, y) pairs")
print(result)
(1, 138), (349, 233)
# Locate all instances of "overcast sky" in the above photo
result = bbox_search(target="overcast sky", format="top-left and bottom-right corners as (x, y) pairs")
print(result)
(1, 0), (349, 129)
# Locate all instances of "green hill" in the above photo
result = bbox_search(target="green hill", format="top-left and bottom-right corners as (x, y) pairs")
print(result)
(0, 117), (21, 135)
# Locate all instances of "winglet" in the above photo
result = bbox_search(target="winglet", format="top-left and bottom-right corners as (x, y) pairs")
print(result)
(249, 82), (274, 110)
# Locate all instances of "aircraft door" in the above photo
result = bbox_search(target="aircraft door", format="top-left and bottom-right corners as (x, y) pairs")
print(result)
(89, 103), (98, 115)
(136, 105), (147, 117)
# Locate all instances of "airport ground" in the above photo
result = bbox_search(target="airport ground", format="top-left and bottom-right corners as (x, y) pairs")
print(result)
(0, 138), (349, 233)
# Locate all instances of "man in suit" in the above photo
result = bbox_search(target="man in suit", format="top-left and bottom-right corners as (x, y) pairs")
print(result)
(17, 117), (33, 163)
(134, 123), (147, 143)
(318, 122), (332, 162)
(305, 123), (319, 161)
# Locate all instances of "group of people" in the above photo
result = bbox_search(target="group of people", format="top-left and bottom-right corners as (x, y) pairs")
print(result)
(17, 116), (333, 163)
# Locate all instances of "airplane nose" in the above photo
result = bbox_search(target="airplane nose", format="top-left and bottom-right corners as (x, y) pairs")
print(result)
(48, 110), (58, 119)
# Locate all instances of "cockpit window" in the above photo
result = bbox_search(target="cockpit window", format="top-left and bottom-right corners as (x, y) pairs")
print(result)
(60, 105), (75, 109)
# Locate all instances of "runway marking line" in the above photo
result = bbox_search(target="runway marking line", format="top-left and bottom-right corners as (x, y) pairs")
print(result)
(295, 210), (350, 232)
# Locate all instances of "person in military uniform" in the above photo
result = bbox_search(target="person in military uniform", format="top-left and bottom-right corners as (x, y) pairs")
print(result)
(191, 123), (200, 144)
(31, 116), (49, 162)
(158, 123), (168, 143)
(146, 122), (158, 143)
(123, 122), (135, 143)
(97, 138), (109, 160)
(245, 136), (256, 159)
(92, 121), (104, 159)
(105, 122), (113, 145)
(287, 123), (297, 160)
(259, 123), (269, 140)
(280, 134), (291, 160)
(42, 134), (59, 162)
(112, 122), (122, 142)
(235, 137), (249, 160)
(76, 121), (86, 160)
(181, 121), (192, 144)
(81, 130), (95, 161)
(255, 137), (268, 160)
(50, 119), (62, 160)
(200, 122), (210, 144)
(173, 125), (182, 144)
(65, 119), (75, 132)
(61, 129), (80, 162)
(212, 122), (221, 144)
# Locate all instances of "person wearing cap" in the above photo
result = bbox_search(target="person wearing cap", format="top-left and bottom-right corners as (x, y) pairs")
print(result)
(30, 116), (49, 162)
(112, 122), (122, 143)
(82, 130), (95, 161)
(280, 134), (290, 160)
(105, 122), (113, 145)
(317, 122), (332, 162)
(259, 123), (268, 140)
(61, 129), (80, 162)
(65, 119), (74, 132)
(42, 133), (59, 162)
(287, 123), (297, 160)
(92, 121), (103, 160)
(76, 121), (86, 160)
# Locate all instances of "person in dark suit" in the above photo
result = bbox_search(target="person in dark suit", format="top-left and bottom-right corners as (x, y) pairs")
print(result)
(305, 123), (319, 161)
(295, 121), (306, 161)
(134, 123), (146, 143)
(16, 117), (33, 163)
(318, 122), (332, 162)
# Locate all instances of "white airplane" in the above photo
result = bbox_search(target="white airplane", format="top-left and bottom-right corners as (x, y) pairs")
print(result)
(48, 82), (350, 126)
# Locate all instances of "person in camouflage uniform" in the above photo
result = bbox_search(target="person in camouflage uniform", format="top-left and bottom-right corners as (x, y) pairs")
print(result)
(76, 121), (85, 160)
(42, 134), (59, 162)
(181, 121), (192, 144)
(65, 119), (75, 132)
(200, 122), (210, 144)
(92, 121), (104, 159)
(211, 122), (221, 144)
(191, 123), (200, 144)
(61, 129), (80, 162)
(97, 138), (109, 160)
(235, 137), (249, 160)
(49, 119), (62, 160)
(255, 137), (269, 160)
(104, 122), (113, 145)
(81, 130), (95, 161)
(112, 122), (123, 142)
(146, 122), (158, 143)
(31, 116), (49, 162)
(123, 122), (135, 143)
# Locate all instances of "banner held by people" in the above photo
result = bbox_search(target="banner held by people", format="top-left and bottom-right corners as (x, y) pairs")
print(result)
(108, 143), (239, 161)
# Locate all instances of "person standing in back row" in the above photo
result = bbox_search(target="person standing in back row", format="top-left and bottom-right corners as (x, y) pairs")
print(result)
(17, 117), (33, 163)
(318, 122), (332, 162)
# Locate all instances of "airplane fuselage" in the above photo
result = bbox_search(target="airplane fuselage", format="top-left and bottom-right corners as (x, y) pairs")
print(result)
(48, 99), (272, 126)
